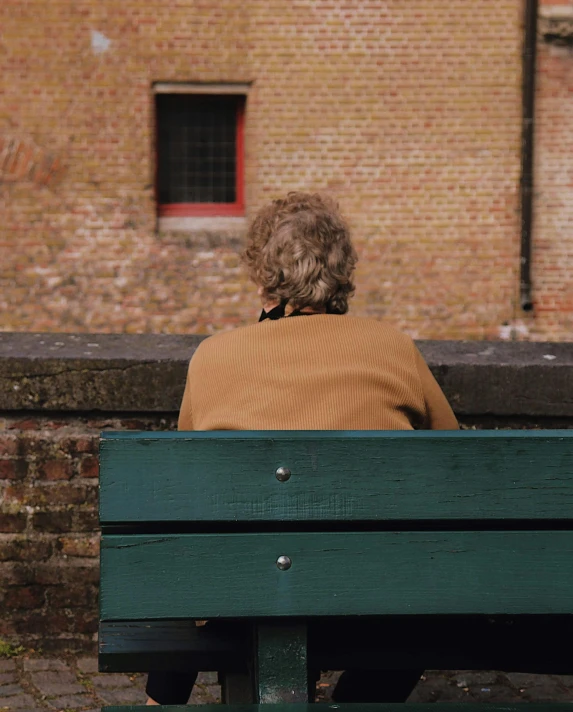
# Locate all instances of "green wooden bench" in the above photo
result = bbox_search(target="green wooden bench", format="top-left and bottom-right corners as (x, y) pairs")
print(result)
(99, 430), (573, 711)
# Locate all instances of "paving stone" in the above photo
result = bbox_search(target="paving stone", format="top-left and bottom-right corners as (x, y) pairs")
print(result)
(46, 692), (94, 709)
(193, 671), (220, 702)
(409, 672), (476, 703)
(469, 683), (524, 703)
(506, 671), (539, 687)
(91, 672), (136, 689)
(97, 685), (147, 705)
(0, 674), (16, 686)
(198, 671), (218, 685)
(30, 669), (84, 696)
(0, 692), (37, 708)
(77, 656), (99, 674)
(23, 658), (69, 672)
(0, 684), (23, 697)
(191, 682), (220, 704)
(0, 661), (16, 673)
(452, 670), (499, 687)
(504, 672), (572, 701)
(557, 675), (573, 687)
(518, 677), (573, 702)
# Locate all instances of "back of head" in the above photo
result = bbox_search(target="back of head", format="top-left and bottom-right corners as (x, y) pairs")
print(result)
(243, 192), (358, 314)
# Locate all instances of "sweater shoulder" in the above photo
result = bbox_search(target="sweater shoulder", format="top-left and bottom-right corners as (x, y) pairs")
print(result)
(188, 322), (263, 362)
(191, 316), (416, 359)
(341, 316), (417, 349)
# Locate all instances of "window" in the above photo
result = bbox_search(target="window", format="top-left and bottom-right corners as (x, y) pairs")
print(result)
(156, 93), (245, 217)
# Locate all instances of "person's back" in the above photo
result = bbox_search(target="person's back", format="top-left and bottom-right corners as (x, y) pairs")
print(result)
(146, 191), (456, 706)
(180, 314), (456, 431)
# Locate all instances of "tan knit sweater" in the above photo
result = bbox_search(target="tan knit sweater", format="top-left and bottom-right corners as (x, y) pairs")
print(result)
(178, 315), (458, 431)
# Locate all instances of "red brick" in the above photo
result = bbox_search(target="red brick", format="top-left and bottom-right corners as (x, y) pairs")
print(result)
(33, 562), (99, 588)
(0, 461), (17, 480)
(0, 435), (18, 456)
(0, 562), (35, 586)
(79, 456), (99, 478)
(49, 583), (97, 608)
(38, 483), (97, 506)
(10, 611), (71, 636)
(74, 510), (99, 532)
(39, 460), (73, 481)
(0, 537), (53, 562)
(31, 511), (73, 533)
(58, 535), (99, 558)
(7, 420), (39, 431)
(74, 436), (99, 455)
(3, 585), (45, 610)
(0, 513), (27, 533)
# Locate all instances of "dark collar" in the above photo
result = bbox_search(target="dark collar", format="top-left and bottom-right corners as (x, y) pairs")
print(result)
(259, 301), (337, 322)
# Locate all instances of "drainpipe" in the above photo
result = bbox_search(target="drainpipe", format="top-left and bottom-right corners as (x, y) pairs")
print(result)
(519, 0), (538, 312)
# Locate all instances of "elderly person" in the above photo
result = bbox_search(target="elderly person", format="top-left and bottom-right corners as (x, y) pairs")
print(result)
(146, 191), (457, 705)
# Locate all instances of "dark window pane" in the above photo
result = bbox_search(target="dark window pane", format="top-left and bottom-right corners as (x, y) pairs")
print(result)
(157, 94), (241, 204)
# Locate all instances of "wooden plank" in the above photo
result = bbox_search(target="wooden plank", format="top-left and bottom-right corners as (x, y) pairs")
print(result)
(98, 620), (248, 672)
(100, 530), (573, 620)
(99, 431), (573, 523)
(254, 621), (309, 703)
(99, 617), (573, 674)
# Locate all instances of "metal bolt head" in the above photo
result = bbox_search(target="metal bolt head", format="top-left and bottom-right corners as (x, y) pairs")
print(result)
(275, 466), (291, 482)
(276, 555), (292, 571)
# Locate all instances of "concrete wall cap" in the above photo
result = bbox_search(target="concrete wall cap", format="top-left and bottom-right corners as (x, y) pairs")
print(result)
(0, 333), (572, 416)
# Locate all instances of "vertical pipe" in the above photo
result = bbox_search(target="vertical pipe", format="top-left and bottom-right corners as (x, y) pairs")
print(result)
(519, 0), (539, 312)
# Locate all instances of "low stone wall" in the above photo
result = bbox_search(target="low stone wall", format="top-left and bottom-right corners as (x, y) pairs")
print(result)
(0, 333), (572, 651)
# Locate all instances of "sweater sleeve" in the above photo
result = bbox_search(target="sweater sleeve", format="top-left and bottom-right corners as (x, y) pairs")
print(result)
(177, 362), (194, 431)
(414, 347), (458, 430)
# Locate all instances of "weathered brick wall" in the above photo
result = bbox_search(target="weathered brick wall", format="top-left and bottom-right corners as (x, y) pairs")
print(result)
(0, 414), (175, 651)
(534, 2), (573, 338)
(1, 0), (546, 341)
(1, 333), (573, 651)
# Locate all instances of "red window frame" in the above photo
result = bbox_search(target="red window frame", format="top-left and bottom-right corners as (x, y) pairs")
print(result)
(157, 96), (245, 218)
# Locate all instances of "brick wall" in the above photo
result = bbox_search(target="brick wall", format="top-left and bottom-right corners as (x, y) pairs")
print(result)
(1, 333), (573, 651)
(2, 0), (549, 341)
(0, 414), (177, 652)
(534, 2), (573, 338)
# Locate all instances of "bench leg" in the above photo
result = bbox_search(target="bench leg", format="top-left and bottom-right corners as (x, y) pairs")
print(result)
(253, 620), (310, 703)
(219, 671), (256, 704)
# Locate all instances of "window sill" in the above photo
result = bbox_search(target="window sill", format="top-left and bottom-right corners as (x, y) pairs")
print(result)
(158, 216), (247, 233)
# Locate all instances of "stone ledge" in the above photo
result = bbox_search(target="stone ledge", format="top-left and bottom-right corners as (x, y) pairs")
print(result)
(0, 332), (572, 416)
(0, 333), (203, 412)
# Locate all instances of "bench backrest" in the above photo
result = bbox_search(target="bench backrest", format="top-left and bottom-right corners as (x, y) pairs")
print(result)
(99, 430), (573, 622)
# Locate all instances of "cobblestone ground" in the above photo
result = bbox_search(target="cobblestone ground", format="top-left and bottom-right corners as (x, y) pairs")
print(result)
(1, 657), (573, 710)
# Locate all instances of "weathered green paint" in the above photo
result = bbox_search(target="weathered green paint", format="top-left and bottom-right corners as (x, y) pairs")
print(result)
(98, 620), (248, 672)
(101, 530), (573, 620)
(99, 429), (573, 700)
(255, 622), (308, 703)
(99, 431), (573, 523)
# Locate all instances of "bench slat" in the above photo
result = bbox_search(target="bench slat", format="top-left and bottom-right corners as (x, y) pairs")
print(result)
(101, 530), (573, 620)
(98, 620), (247, 672)
(99, 617), (573, 674)
(99, 431), (573, 523)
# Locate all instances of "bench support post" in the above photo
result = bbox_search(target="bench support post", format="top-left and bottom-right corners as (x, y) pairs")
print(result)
(219, 671), (256, 704)
(253, 620), (310, 703)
